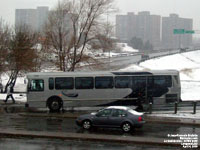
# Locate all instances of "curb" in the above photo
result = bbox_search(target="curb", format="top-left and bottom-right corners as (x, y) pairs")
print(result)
(0, 129), (185, 147)
(19, 112), (81, 118)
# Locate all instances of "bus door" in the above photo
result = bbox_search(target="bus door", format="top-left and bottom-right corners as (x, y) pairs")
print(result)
(131, 76), (147, 104)
(147, 76), (154, 104)
(152, 75), (172, 104)
(27, 79), (45, 102)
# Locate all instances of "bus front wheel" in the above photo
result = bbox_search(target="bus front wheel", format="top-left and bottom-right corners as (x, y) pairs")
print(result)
(48, 98), (62, 112)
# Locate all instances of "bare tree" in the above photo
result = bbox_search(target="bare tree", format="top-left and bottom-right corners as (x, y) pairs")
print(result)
(43, 1), (72, 71)
(4, 25), (41, 92)
(43, 0), (115, 71)
(93, 21), (116, 52)
(0, 19), (10, 75)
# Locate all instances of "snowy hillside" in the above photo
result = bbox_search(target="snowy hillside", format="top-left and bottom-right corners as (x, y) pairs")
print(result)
(123, 50), (200, 101)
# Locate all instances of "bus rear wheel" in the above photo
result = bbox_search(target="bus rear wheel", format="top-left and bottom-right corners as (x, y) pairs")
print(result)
(48, 98), (62, 112)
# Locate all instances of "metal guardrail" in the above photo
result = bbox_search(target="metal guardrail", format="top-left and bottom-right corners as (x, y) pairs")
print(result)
(148, 101), (199, 114)
(138, 47), (200, 64)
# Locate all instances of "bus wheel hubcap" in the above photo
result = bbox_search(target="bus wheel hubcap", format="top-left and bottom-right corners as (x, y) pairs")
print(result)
(51, 101), (59, 109)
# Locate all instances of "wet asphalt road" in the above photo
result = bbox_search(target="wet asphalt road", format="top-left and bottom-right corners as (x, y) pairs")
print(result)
(0, 138), (179, 150)
(0, 113), (199, 139)
(0, 106), (199, 150)
(0, 107), (199, 140)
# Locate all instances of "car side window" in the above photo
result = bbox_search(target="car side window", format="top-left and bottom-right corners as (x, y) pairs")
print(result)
(97, 109), (112, 117)
(112, 109), (127, 117)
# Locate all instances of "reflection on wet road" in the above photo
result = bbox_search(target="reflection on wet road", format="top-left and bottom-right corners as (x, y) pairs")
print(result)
(0, 138), (178, 150)
(0, 106), (199, 150)
(0, 111), (199, 141)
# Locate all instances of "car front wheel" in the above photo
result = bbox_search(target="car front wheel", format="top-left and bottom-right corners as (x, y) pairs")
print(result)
(121, 122), (132, 132)
(82, 120), (92, 130)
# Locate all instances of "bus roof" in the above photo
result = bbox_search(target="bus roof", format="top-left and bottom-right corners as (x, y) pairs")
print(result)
(26, 70), (179, 78)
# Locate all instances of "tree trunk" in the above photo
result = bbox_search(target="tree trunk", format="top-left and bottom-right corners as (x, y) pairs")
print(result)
(4, 70), (18, 93)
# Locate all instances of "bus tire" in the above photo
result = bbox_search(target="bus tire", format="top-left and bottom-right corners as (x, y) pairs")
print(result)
(47, 97), (62, 112)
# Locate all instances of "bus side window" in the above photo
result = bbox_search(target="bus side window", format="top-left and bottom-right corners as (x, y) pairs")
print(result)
(30, 79), (44, 92)
(55, 77), (74, 89)
(75, 77), (94, 89)
(95, 77), (113, 89)
(154, 76), (172, 88)
(115, 76), (131, 88)
(49, 78), (54, 90)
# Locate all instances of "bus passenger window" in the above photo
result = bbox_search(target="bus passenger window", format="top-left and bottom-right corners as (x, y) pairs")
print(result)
(49, 78), (54, 90)
(95, 77), (113, 89)
(115, 76), (131, 88)
(55, 77), (74, 89)
(30, 79), (44, 91)
(75, 77), (94, 89)
(154, 76), (172, 87)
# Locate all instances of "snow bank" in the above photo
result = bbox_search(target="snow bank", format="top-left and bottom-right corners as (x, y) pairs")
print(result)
(117, 43), (139, 53)
(149, 113), (200, 119)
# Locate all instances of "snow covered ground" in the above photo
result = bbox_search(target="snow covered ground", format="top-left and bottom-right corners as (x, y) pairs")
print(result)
(117, 43), (139, 53)
(1, 49), (200, 103)
(122, 50), (200, 101)
(95, 43), (138, 58)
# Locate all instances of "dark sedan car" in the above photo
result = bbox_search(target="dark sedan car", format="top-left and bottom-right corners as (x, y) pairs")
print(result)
(76, 106), (145, 132)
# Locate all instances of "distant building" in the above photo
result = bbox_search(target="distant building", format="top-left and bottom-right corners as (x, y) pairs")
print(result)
(162, 14), (193, 49)
(116, 14), (130, 42)
(36, 7), (49, 31)
(116, 11), (161, 49)
(15, 9), (37, 31)
(137, 12), (161, 49)
(15, 6), (49, 32)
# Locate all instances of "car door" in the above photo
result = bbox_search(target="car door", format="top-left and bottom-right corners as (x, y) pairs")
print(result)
(93, 109), (112, 127)
(108, 109), (127, 127)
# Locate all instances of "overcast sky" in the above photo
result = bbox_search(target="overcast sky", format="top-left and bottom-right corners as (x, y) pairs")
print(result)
(0, 0), (200, 29)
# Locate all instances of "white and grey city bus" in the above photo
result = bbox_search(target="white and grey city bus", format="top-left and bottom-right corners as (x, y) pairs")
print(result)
(26, 70), (181, 111)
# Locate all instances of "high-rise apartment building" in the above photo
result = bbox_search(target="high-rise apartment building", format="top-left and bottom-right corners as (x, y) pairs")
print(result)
(116, 11), (161, 49)
(162, 14), (193, 49)
(116, 14), (130, 42)
(15, 6), (49, 32)
(36, 7), (49, 31)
